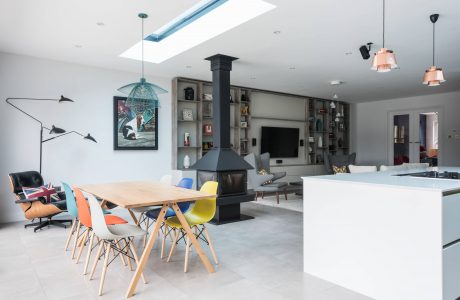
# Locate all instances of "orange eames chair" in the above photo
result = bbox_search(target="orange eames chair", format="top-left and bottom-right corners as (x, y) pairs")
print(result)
(73, 188), (128, 275)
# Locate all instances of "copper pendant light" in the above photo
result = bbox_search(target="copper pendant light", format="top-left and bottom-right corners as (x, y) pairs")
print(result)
(423, 14), (446, 87)
(371, 0), (398, 72)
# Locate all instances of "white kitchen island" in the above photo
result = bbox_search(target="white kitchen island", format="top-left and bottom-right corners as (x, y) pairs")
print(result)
(303, 167), (460, 300)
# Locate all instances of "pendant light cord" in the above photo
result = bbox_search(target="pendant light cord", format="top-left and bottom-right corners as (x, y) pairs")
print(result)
(382, 0), (385, 48)
(141, 17), (145, 78)
(432, 21), (435, 66)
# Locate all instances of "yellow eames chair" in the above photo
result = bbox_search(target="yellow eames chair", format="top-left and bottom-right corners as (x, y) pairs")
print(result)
(165, 181), (218, 272)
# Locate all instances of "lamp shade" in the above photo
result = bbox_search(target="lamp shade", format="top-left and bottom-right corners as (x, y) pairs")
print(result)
(84, 134), (97, 143)
(371, 48), (398, 72)
(423, 66), (445, 86)
(49, 125), (66, 134)
(117, 78), (167, 113)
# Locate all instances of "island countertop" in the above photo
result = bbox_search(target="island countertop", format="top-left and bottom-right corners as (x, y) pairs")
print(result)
(302, 166), (460, 193)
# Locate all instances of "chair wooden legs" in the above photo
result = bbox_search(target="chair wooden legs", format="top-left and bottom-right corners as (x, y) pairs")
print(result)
(75, 229), (89, 264)
(65, 218), (76, 251)
(115, 240), (127, 266)
(284, 189), (288, 200)
(167, 229), (179, 262)
(98, 242), (111, 296)
(161, 224), (168, 259)
(203, 227), (218, 265)
(83, 231), (96, 275)
(261, 192), (264, 199)
(184, 236), (190, 273)
(276, 192), (279, 204)
(71, 220), (81, 259)
(89, 241), (104, 280)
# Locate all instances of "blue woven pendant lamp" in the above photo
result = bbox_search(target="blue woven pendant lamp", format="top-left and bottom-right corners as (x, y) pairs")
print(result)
(118, 13), (167, 113)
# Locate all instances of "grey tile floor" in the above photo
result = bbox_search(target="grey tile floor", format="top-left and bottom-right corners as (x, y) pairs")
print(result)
(0, 203), (372, 300)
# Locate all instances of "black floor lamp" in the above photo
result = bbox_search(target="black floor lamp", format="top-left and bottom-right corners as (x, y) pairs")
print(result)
(6, 96), (97, 174)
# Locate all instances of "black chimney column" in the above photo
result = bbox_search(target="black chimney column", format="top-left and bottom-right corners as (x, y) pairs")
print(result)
(205, 54), (238, 149)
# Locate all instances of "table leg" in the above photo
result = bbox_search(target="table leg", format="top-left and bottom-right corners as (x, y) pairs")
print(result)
(126, 205), (168, 298)
(128, 209), (139, 225)
(171, 203), (215, 274)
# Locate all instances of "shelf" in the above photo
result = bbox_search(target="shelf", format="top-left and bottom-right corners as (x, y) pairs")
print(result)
(178, 146), (200, 149)
(201, 99), (213, 102)
(178, 99), (199, 103)
(178, 120), (198, 122)
(251, 116), (304, 122)
(240, 139), (249, 142)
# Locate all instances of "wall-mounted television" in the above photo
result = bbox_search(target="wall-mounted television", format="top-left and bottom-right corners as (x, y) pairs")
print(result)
(261, 126), (299, 158)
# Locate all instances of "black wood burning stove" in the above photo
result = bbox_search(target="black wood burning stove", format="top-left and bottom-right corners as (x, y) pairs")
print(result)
(191, 54), (254, 224)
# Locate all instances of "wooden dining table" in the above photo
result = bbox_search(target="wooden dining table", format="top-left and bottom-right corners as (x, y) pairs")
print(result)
(78, 180), (216, 298)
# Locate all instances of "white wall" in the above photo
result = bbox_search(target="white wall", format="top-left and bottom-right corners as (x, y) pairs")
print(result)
(353, 91), (460, 166)
(0, 52), (172, 223)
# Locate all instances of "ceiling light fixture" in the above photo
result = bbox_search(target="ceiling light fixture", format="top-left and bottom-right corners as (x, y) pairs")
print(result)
(273, 30), (281, 34)
(371, 0), (397, 72)
(330, 80), (344, 86)
(120, 0), (276, 63)
(289, 66), (296, 70)
(423, 14), (446, 87)
(117, 13), (168, 112)
(96, 22), (105, 26)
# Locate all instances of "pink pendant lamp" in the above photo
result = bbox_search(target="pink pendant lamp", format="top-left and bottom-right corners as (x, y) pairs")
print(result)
(423, 14), (446, 86)
(371, 0), (398, 72)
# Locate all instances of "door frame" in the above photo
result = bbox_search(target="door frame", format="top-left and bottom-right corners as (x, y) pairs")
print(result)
(387, 106), (443, 166)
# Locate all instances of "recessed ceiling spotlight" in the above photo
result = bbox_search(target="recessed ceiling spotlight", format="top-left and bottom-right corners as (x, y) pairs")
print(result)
(96, 22), (105, 26)
(273, 30), (281, 34)
(185, 65), (192, 69)
(330, 80), (344, 86)
(289, 66), (296, 70)
(345, 51), (353, 55)
(250, 76), (256, 79)
(74, 44), (83, 48)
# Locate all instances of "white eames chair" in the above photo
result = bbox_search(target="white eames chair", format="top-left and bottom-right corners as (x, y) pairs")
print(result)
(86, 193), (147, 296)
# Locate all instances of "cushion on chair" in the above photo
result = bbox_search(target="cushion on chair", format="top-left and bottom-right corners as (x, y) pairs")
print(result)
(325, 153), (356, 174)
(22, 183), (57, 202)
(332, 165), (348, 174)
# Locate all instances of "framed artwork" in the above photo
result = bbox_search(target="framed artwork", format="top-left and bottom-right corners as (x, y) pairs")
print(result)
(113, 96), (158, 150)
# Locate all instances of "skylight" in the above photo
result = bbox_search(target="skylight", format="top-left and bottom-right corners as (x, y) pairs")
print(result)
(120, 0), (276, 63)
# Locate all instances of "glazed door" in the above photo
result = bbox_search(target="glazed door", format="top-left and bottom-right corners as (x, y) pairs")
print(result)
(389, 109), (440, 166)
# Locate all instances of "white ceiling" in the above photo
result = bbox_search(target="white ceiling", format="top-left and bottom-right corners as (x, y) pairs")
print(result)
(0, 0), (459, 103)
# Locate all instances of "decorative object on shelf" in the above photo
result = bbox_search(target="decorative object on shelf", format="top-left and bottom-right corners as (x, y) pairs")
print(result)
(315, 119), (323, 131)
(339, 123), (345, 131)
(318, 107), (327, 114)
(203, 102), (213, 117)
(308, 116), (315, 122)
(182, 108), (194, 121)
(184, 132), (191, 147)
(371, 0), (398, 72)
(330, 101), (336, 109)
(338, 138), (343, 148)
(335, 112), (341, 122)
(6, 95), (97, 173)
(316, 154), (323, 164)
(308, 136), (315, 143)
(332, 165), (347, 174)
(184, 87), (194, 100)
(117, 13), (167, 112)
(309, 146), (313, 153)
(202, 141), (213, 150)
(241, 105), (249, 115)
(203, 93), (213, 100)
(318, 135), (323, 148)
(423, 14), (446, 87)
(183, 154), (191, 169)
(308, 155), (312, 164)
(230, 94), (233, 103)
(203, 124), (213, 135)
(329, 132), (335, 139)
(241, 94), (247, 102)
(114, 96), (157, 150)
(240, 121), (248, 128)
